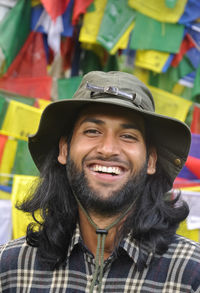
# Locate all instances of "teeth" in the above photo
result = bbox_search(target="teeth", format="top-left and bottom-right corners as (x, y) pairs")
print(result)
(91, 165), (121, 175)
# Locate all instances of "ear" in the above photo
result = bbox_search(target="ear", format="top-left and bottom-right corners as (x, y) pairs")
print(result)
(147, 147), (157, 175)
(57, 137), (68, 165)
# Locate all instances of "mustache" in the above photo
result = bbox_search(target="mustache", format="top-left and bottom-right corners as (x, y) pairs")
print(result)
(83, 155), (131, 169)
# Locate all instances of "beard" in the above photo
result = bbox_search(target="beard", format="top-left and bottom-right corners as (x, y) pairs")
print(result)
(66, 155), (148, 217)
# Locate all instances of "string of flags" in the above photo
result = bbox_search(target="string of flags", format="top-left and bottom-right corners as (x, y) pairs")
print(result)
(1, 0), (200, 243)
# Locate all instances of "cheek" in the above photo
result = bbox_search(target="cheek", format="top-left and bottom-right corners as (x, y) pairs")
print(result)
(127, 145), (147, 170)
(69, 138), (92, 170)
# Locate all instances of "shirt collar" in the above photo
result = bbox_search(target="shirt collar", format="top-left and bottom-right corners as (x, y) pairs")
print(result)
(120, 234), (153, 266)
(67, 223), (82, 259)
(67, 224), (153, 266)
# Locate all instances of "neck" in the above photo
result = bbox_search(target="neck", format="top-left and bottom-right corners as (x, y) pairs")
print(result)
(78, 208), (123, 260)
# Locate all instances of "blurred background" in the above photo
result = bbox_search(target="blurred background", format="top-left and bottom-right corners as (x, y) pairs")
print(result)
(0, 0), (200, 245)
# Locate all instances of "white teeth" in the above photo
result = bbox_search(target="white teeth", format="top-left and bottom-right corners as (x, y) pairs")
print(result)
(91, 165), (121, 175)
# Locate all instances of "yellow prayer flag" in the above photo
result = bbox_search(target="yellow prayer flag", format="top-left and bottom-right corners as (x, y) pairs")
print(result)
(109, 21), (135, 55)
(0, 137), (17, 185)
(181, 186), (200, 192)
(79, 0), (107, 44)
(37, 99), (51, 110)
(1, 100), (42, 141)
(133, 66), (150, 85)
(31, 0), (41, 6)
(81, 43), (105, 60)
(177, 220), (199, 242)
(135, 50), (170, 73)
(12, 175), (40, 239)
(0, 190), (11, 200)
(172, 83), (185, 96)
(149, 86), (192, 121)
(128, 0), (187, 23)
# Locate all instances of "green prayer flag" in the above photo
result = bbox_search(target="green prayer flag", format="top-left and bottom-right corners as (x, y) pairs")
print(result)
(80, 50), (102, 75)
(0, 96), (9, 128)
(97, 0), (135, 51)
(58, 76), (82, 100)
(0, 0), (31, 74)
(104, 55), (119, 72)
(130, 12), (184, 53)
(165, 0), (178, 8)
(11, 140), (39, 176)
(149, 56), (194, 93)
(192, 65), (200, 101)
(0, 90), (35, 106)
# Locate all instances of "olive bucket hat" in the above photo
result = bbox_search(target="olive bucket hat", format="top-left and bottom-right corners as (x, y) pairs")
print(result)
(29, 71), (191, 186)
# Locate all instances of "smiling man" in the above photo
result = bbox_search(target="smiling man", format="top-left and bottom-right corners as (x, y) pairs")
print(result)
(0, 71), (200, 292)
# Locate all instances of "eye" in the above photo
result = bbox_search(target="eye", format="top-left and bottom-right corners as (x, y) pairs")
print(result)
(83, 129), (101, 136)
(121, 133), (138, 141)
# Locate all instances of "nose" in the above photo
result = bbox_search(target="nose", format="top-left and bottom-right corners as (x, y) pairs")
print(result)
(96, 132), (120, 157)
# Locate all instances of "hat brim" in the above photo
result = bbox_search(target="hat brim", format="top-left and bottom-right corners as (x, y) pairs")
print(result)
(28, 98), (191, 184)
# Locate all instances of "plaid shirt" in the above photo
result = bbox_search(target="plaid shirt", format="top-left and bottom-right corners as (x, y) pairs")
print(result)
(0, 225), (200, 293)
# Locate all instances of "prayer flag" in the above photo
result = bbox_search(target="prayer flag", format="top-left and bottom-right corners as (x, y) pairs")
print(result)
(12, 175), (40, 239)
(1, 100), (42, 140)
(0, 0), (31, 74)
(0, 199), (12, 244)
(0, 76), (52, 100)
(0, 137), (17, 185)
(0, 96), (9, 128)
(72, 0), (94, 25)
(176, 220), (199, 242)
(179, 0), (200, 24)
(131, 12), (184, 53)
(97, 0), (135, 52)
(135, 50), (170, 73)
(171, 34), (195, 67)
(178, 134), (200, 180)
(128, 0), (187, 23)
(109, 21), (134, 55)
(192, 65), (200, 100)
(58, 76), (82, 100)
(149, 85), (192, 121)
(190, 104), (200, 134)
(31, 0), (74, 37)
(12, 140), (39, 176)
(0, 134), (7, 164)
(185, 156), (200, 179)
(79, 0), (107, 44)
(5, 31), (48, 78)
(40, 0), (69, 21)
(148, 56), (195, 92)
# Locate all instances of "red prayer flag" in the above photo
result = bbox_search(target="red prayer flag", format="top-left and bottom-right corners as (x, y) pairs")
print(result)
(185, 156), (200, 179)
(41, 0), (70, 21)
(5, 32), (48, 78)
(0, 31), (52, 100)
(190, 104), (200, 134)
(0, 76), (52, 100)
(72, 0), (94, 25)
(171, 34), (195, 67)
(0, 134), (8, 164)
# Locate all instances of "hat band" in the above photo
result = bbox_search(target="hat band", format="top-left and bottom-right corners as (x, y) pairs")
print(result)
(86, 82), (143, 108)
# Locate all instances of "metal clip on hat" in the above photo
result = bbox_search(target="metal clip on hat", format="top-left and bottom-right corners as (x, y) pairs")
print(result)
(86, 82), (142, 108)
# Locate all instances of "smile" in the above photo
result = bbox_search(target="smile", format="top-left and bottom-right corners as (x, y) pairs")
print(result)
(89, 164), (123, 175)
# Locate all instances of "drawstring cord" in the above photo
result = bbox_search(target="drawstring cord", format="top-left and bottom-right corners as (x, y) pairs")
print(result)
(73, 193), (136, 293)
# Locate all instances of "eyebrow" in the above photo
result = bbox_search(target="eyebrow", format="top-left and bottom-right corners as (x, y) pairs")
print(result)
(79, 118), (143, 132)
(79, 118), (105, 126)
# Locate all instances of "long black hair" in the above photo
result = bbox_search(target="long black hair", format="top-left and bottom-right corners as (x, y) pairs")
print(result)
(17, 143), (189, 269)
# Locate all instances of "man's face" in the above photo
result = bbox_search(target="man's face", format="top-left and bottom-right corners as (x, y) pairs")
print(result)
(58, 104), (157, 213)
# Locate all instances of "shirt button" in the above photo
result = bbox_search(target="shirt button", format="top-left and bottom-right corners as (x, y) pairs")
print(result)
(174, 158), (182, 167)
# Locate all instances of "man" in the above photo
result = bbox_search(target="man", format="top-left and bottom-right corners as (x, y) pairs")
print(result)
(0, 71), (200, 292)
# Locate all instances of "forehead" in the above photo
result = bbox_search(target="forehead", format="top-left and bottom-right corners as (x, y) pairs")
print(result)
(74, 104), (145, 133)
